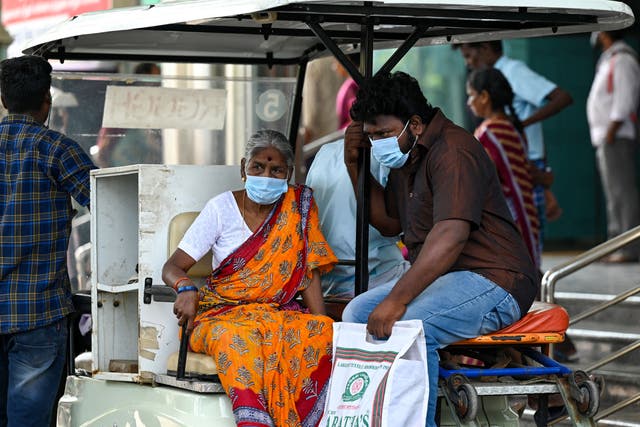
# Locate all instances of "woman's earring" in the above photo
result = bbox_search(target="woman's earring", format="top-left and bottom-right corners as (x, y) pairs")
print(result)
(242, 176), (246, 182)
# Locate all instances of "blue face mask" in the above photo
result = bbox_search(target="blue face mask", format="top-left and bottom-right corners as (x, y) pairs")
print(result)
(370, 121), (413, 169)
(244, 175), (288, 205)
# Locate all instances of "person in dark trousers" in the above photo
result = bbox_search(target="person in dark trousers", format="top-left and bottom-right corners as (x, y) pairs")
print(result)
(341, 71), (539, 427)
(0, 55), (96, 427)
(588, 30), (640, 263)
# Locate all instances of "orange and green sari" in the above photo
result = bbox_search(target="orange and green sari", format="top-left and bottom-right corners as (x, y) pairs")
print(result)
(190, 185), (337, 427)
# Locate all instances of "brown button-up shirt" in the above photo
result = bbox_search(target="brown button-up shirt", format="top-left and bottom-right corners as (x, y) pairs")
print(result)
(385, 110), (539, 315)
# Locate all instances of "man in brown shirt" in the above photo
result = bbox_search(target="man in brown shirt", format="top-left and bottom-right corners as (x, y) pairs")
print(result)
(341, 71), (539, 427)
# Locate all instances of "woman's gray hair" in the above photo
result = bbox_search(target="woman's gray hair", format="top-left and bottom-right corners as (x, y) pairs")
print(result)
(244, 130), (294, 168)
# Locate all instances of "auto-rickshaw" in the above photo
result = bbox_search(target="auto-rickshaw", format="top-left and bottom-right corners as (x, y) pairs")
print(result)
(21, 1), (635, 426)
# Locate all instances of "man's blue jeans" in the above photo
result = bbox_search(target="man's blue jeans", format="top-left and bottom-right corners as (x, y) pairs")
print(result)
(0, 318), (68, 427)
(342, 271), (521, 427)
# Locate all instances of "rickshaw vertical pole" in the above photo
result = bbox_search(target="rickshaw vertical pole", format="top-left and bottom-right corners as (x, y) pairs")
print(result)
(354, 10), (374, 296)
(288, 58), (308, 154)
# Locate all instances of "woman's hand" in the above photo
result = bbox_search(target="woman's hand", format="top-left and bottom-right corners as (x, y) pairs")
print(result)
(173, 289), (199, 333)
(163, 248), (200, 332)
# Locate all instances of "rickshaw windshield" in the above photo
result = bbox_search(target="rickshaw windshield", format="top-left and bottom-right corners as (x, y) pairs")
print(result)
(44, 72), (297, 168)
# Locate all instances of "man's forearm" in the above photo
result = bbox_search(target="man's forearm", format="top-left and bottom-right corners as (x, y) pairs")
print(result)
(522, 87), (573, 127)
(385, 219), (470, 305)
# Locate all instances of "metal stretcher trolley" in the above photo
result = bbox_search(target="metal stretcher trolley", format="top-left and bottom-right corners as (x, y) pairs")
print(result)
(440, 302), (600, 427)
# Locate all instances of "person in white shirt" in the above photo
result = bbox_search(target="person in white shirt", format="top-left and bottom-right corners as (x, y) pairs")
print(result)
(306, 139), (410, 298)
(587, 30), (640, 263)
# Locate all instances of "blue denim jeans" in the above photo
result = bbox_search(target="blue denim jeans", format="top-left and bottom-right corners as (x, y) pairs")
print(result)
(342, 271), (521, 427)
(0, 318), (68, 427)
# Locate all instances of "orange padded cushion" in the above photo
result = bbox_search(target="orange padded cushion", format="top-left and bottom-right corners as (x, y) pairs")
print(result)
(497, 301), (569, 334)
(449, 302), (569, 346)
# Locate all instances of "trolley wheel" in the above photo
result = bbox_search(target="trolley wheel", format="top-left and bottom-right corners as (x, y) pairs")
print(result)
(576, 379), (600, 417)
(455, 383), (479, 422)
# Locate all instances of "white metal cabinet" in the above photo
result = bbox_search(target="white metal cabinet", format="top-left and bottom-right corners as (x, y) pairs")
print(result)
(90, 164), (242, 382)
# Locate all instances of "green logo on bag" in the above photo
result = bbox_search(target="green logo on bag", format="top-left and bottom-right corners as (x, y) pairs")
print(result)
(342, 372), (370, 402)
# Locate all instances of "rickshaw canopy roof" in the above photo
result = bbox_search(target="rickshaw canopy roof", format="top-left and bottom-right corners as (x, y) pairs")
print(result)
(23, 0), (634, 65)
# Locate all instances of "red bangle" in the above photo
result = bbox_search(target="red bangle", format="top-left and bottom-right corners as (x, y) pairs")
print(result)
(173, 276), (190, 290)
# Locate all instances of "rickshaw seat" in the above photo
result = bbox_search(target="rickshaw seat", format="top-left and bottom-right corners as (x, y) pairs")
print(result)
(166, 212), (218, 377)
(450, 301), (569, 346)
(168, 212), (213, 277)
(167, 348), (218, 376)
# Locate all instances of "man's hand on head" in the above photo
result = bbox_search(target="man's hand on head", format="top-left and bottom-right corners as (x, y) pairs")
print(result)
(344, 121), (369, 170)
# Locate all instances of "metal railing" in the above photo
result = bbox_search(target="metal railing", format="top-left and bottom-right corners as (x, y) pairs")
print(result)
(567, 286), (640, 326)
(541, 225), (640, 303)
(541, 225), (640, 423)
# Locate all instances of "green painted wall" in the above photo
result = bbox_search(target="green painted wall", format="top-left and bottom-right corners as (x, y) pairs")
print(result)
(506, 33), (640, 247)
(375, 45), (468, 125)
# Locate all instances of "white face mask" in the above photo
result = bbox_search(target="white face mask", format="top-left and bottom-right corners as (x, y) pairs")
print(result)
(369, 121), (413, 169)
(244, 175), (288, 205)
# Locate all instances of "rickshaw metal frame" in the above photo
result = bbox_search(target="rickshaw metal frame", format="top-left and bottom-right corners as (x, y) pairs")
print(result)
(22, 1), (635, 426)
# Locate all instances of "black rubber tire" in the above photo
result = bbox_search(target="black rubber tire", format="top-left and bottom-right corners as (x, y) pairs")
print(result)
(457, 383), (479, 422)
(577, 380), (600, 417)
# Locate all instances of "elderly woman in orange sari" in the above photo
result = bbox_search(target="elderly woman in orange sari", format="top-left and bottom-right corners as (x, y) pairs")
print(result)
(162, 130), (337, 427)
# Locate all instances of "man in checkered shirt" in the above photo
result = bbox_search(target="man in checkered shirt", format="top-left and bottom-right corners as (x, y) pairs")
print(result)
(0, 55), (96, 427)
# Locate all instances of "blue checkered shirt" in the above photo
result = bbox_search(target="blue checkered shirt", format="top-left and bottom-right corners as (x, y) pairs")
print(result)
(1, 114), (95, 334)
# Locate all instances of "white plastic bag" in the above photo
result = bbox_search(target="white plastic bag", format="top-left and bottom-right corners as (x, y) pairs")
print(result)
(320, 320), (429, 427)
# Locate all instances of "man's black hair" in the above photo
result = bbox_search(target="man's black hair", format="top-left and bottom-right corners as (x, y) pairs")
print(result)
(604, 29), (627, 41)
(0, 55), (52, 113)
(350, 71), (436, 124)
(453, 40), (503, 54)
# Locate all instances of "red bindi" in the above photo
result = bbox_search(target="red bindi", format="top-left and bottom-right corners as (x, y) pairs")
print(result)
(267, 156), (272, 161)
